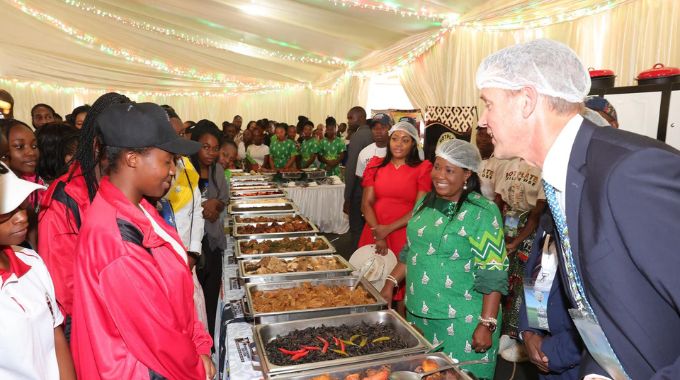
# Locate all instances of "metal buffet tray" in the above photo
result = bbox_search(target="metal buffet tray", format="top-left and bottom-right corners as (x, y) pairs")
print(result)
(230, 188), (286, 200)
(230, 174), (275, 182)
(228, 199), (298, 215)
(272, 352), (477, 380)
(230, 183), (280, 191)
(235, 235), (336, 260)
(245, 277), (386, 324)
(239, 254), (354, 284)
(253, 309), (433, 378)
(232, 213), (318, 239)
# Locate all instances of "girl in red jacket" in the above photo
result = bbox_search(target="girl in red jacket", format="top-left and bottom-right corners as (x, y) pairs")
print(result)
(71, 103), (215, 380)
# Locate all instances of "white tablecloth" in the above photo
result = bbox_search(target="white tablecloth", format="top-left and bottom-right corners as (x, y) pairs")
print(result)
(215, 237), (264, 380)
(283, 184), (349, 234)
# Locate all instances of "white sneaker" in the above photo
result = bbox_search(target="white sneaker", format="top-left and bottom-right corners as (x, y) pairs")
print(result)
(500, 338), (529, 362)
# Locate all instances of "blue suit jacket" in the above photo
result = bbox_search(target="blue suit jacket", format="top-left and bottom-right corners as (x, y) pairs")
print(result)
(560, 120), (680, 379)
(519, 212), (583, 380)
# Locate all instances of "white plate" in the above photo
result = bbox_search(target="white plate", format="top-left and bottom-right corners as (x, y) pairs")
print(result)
(348, 244), (397, 290)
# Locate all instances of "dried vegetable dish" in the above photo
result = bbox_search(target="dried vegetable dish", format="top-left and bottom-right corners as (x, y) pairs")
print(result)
(239, 237), (329, 255)
(243, 256), (345, 275)
(251, 282), (375, 313)
(264, 322), (408, 366)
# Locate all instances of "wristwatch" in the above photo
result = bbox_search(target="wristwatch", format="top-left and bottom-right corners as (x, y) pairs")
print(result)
(479, 320), (497, 332)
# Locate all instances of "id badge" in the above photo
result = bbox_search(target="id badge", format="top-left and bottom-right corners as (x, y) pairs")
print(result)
(503, 209), (527, 238)
(569, 309), (630, 380)
(524, 283), (550, 331)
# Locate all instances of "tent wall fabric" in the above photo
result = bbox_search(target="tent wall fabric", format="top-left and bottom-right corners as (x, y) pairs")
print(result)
(1, 0), (678, 124)
(400, 0), (680, 111)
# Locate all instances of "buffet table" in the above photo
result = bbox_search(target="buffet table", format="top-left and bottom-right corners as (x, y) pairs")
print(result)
(215, 177), (478, 380)
(283, 184), (349, 235)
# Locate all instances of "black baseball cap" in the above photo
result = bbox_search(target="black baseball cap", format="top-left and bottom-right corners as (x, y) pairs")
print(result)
(97, 103), (200, 156)
(370, 113), (393, 128)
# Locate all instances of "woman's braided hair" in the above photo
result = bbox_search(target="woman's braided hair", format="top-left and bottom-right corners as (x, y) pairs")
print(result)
(69, 92), (132, 201)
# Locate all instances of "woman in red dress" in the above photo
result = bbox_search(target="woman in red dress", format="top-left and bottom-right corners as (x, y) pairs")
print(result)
(359, 121), (432, 314)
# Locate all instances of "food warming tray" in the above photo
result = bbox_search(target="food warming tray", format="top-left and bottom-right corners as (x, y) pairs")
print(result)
(230, 173), (274, 182)
(245, 277), (386, 324)
(253, 309), (433, 377)
(271, 352), (478, 380)
(235, 235), (336, 259)
(230, 188), (286, 200)
(232, 213), (318, 238)
(239, 254), (354, 284)
(228, 199), (298, 214)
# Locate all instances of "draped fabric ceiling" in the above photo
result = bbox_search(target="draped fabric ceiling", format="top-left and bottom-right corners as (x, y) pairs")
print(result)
(1, 0), (678, 124)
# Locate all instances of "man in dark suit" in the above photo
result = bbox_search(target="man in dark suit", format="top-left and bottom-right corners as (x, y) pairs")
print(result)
(476, 39), (680, 379)
(519, 211), (583, 379)
(343, 106), (373, 250)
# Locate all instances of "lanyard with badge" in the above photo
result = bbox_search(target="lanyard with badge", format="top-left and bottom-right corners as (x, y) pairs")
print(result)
(524, 234), (558, 331)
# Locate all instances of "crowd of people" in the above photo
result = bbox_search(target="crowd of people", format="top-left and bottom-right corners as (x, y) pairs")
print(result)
(1, 38), (679, 380)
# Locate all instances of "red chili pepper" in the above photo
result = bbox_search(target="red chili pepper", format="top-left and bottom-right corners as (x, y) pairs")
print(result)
(333, 336), (340, 346)
(339, 339), (346, 352)
(317, 336), (329, 353)
(291, 350), (309, 361)
(302, 345), (321, 351)
(278, 347), (306, 355)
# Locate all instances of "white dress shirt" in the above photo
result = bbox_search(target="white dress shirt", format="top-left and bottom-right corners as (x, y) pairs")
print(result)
(542, 114), (583, 217)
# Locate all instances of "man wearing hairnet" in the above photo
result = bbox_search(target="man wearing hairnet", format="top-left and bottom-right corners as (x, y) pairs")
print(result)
(476, 39), (680, 380)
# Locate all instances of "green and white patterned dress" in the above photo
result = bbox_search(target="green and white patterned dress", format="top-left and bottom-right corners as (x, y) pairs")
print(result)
(318, 137), (346, 176)
(402, 193), (509, 380)
(269, 138), (298, 169)
(300, 138), (320, 168)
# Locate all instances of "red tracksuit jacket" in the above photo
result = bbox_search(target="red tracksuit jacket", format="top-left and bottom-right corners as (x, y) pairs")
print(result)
(38, 164), (90, 316)
(71, 178), (212, 379)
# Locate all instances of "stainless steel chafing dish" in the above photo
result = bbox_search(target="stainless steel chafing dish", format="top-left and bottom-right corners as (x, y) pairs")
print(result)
(235, 235), (335, 260)
(253, 310), (433, 378)
(230, 188), (286, 200)
(245, 277), (386, 324)
(232, 213), (318, 239)
(228, 198), (298, 214)
(230, 184), (280, 192)
(271, 352), (478, 380)
(230, 173), (275, 182)
(239, 255), (354, 284)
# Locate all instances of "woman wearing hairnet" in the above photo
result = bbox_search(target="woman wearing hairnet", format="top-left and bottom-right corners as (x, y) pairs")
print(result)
(359, 121), (432, 315)
(381, 139), (509, 379)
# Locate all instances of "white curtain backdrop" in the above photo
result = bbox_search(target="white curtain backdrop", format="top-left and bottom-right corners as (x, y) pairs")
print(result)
(400, 0), (680, 110)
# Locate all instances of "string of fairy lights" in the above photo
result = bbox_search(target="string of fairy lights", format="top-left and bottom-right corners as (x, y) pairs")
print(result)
(61, 0), (351, 68)
(5, 0), (633, 97)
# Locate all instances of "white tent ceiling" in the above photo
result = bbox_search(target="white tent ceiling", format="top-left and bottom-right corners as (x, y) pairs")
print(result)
(0, 0), (486, 93)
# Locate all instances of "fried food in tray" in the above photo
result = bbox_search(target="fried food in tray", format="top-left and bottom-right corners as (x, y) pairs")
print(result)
(251, 282), (375, 313)
(243, 256), (344, 275)
(308, 359), (451, 380)
(236, 215), (303, 223)
(232, 190), (282, 197)
(236, 217), (313, 235)
(239, 237), (329, 255)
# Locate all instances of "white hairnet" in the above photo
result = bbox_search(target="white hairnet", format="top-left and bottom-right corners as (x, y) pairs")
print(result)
(389, 121), (419, 142)
(435, 139), (482, 173)
(476, 39), (591, 103)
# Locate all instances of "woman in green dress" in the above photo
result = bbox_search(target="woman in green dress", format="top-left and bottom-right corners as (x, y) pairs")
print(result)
(381, 139), (509, 380)
(299, 121), (319, 169)
(318, 119), (345, 176)
(268, 123), (298, 170)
